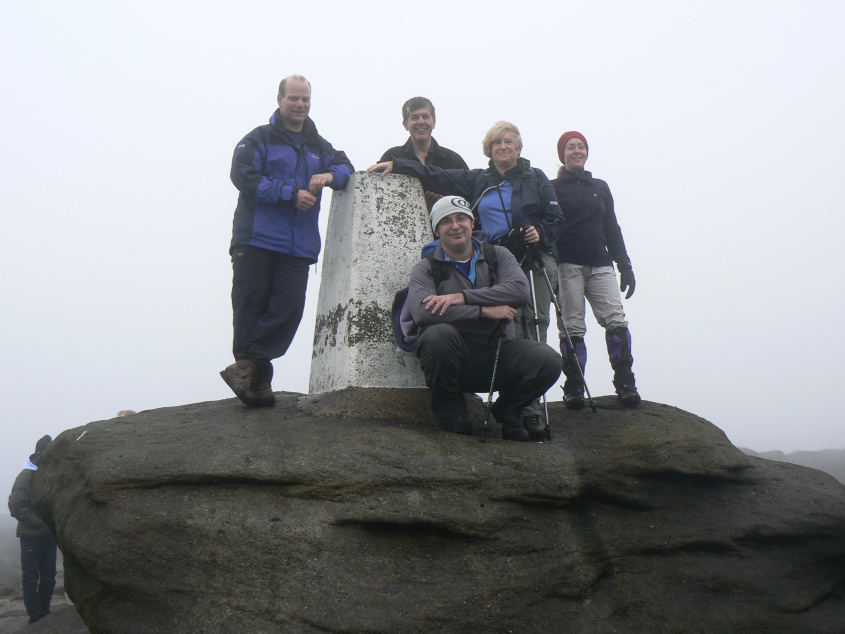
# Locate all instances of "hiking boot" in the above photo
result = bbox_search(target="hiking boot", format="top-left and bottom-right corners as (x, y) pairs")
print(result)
(617, 385), (641, 407)
(491, 400), (529, 441)
(220, 359), (261, 407)
(28, 610), (46, 624)
(438, 415), (473, 436)
(254, 381), (276, 407)
(523, 415), (546, 441)
(564, 390), (585, 410)
(563, 378), (585, 410)
(501, 425), (529, 442)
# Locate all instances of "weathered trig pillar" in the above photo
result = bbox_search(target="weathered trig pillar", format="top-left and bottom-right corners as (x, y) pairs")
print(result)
(308, 173), (433, 413)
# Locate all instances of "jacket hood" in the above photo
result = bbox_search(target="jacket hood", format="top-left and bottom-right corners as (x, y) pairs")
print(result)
(35, 434), (52, 453)
(28, 434), (52, 467)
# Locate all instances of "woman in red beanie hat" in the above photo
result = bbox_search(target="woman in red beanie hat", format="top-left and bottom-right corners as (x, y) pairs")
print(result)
(552, 131), (641, 408)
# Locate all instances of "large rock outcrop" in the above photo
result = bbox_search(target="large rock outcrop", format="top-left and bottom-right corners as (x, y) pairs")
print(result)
(33, 395), (845, 633)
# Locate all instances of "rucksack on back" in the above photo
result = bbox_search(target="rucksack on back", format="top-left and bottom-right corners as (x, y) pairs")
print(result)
(391, 243), (499, 352)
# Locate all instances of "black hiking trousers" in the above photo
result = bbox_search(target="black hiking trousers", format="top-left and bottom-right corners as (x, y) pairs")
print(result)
(230, 245), (310, 379)
(416, 323), (561, 427)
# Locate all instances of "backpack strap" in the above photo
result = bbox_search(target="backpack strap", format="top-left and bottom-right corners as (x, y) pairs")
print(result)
(426, 253), (451, 289)
(426, 243), (499, 292)
(480, 242), (498, 286)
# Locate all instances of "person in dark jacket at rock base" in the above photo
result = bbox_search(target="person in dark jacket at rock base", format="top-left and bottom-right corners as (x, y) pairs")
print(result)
(221, 74), (353, 408)
(368, 121), (563, 439)
(8, 435), (57, 624)
(379, 96), (469, 210)
(552, 131), (641, 408)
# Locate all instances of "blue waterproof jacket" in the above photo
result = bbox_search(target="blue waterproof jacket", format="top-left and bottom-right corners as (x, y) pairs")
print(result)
(229, 111), (353, 262)
(392, 157), (563, 259)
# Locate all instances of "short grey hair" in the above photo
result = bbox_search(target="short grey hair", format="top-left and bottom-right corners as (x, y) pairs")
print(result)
(278, 74), (311, 97)
(402, 97), (435, 122)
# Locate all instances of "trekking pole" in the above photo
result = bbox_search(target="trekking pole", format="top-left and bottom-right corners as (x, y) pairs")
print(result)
(536, 261), (597, 414)
(481, 320), (507, 443)
(527, 266), (552, 441)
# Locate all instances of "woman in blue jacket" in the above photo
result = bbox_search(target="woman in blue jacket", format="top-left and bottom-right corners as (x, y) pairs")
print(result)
(553, 131), (641, 408)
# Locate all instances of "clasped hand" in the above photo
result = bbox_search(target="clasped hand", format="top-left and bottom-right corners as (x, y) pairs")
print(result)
(294, 173), (334, 210)
(480, 305), (517, 321)
(423, 293), (465, 315)
(423, 293), (517, 322)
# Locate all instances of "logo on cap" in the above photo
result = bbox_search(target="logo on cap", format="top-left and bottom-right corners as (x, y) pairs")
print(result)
(449, 197), (471, 211)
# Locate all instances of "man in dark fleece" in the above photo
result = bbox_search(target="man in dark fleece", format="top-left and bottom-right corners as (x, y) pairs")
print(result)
(380, 96), (468, 209)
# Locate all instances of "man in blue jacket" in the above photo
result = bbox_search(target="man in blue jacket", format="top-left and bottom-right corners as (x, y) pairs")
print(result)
(221, 75), (354, 407)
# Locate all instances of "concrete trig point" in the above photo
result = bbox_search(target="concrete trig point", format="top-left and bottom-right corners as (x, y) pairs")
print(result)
(305, 172), (435, 420)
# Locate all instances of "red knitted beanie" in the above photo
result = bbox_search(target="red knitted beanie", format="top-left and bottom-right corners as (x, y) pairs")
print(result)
(557, 131), (589, 164)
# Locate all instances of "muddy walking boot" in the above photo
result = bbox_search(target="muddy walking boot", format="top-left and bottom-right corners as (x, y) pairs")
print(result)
(492, 400), (529, 442)
(522, 415), (546, 441)
(561, 336), (587, 410)
(220, 358), (262, 407)
(606, 328), (641, 407)
(253, 360), (276, 407)
(438, 413), (473, 436)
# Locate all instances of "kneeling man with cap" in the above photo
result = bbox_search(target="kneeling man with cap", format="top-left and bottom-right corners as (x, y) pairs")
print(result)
(407, 196), (561, 441)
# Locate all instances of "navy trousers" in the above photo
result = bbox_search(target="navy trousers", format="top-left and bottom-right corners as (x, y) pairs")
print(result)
(20, 537), (57, 618)
(231, 245), (310, 380)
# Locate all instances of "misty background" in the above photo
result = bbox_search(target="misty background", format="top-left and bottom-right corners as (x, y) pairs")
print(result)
(2, 1), (844, 498)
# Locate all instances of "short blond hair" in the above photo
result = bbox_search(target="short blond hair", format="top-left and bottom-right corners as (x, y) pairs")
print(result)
(482, 121), (523, 158)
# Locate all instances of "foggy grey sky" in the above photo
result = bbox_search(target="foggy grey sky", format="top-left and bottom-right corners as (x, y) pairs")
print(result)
(2, 1), (844, 495)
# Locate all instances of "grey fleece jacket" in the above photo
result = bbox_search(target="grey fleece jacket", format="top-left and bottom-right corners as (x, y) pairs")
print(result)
(407, 241), (530, 345)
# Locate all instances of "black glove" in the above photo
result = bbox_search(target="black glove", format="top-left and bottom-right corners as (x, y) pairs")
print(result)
(500, 228), (528, 262)
(619, 265), (636, 299)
